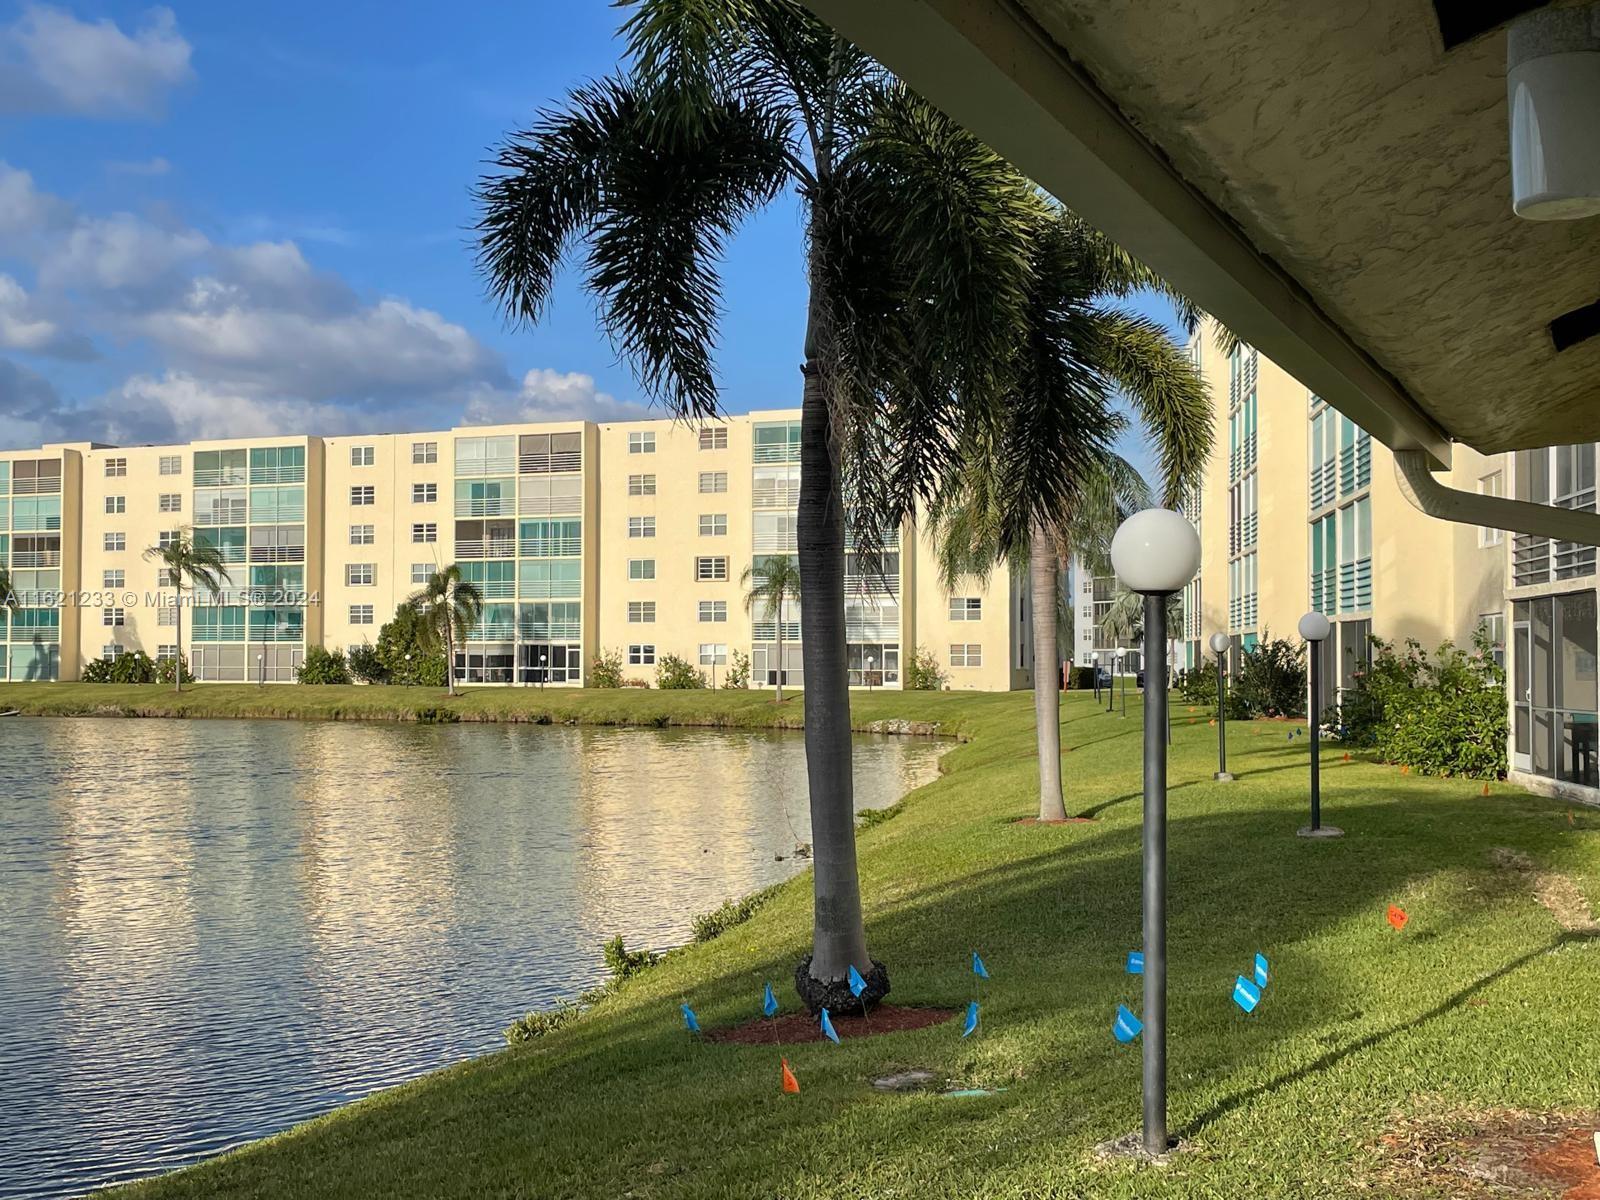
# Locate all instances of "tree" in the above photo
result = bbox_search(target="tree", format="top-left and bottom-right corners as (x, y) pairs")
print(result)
(143, 528), (227, 694)
(475, 0), (1042, 1008)
(375, 604), (448, 686)
(741, 555), (801, 703)
(931, 206), (1210, 821)
(406, 565), (484, 697)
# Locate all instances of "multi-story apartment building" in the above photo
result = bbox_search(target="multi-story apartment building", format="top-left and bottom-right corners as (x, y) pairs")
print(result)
(0, 412), (1029, 692)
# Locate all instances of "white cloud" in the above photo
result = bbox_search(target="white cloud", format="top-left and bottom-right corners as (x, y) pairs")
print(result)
(0, 5), (193, 118)
(38, 211), (208, 294)
(101, 371), (376, 444)
(0, 272), (93, 358)
(464, 368), (652, 425)
(0, 161), (71, 240)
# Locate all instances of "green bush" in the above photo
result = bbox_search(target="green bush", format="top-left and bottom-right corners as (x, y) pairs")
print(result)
(589, 648), (624, 689)
(1235, 635), (1307, 718)
(297, 646), (352, 685)
(504, 1002), (580, 1045)
(374, 607), (447, 686)
(601, 934), (657, 980)
(80, 657), (113, 683)
(83, 652), (163, 683)
(1337, 629), (1506, 779)
(1067, 665), (1096, 690)
(1177, 662), (1251, 719)
(156, 654), (193, 685)
(722, 648), (751, 689)
(690, 884), (780, 942)
(904, 645), (947, 690)
(654, 654), (706, 690)
(347, 642), (388, 684)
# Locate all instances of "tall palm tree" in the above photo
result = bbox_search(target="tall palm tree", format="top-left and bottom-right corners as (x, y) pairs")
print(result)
(407, 565), (484, 697)
(930, 205), (1210, 821)
(475, 0), (1042, 1007)
(143, 529), (227, 694)
(741, 555), (801, 703)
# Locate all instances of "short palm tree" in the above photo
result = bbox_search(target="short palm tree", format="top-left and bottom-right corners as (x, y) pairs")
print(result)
(475, 0), (1041, 1007)
(143, 528), (227, 693)
(407, 565), (484, 697)
(741, 555), (801, 703)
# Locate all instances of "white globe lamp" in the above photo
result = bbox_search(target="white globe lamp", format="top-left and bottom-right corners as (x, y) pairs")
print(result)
(1110, 509), (1201, 595)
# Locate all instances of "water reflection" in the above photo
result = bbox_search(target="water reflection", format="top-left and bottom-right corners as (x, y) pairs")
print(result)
(0, 717), (940, 1200)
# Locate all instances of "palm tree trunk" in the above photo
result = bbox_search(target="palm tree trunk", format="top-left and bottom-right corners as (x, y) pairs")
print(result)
(774, 616), (784, 704)
(1031, 524), (1066, 821)
(173, 586), (182, 694)
(796, 323), (872, 993)
(445, 621), (456, 697)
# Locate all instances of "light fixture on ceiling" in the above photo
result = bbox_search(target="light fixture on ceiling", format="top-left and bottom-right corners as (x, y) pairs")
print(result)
(1508, 3), (1600, 220)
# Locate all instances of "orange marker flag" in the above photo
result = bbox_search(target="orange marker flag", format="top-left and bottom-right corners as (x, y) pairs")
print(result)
(1568, 809), (1576, 826)
(1386, 904), (1408, 931)
(1343, 752), (1351, 763)
(1400, 765), (1410, 775)
(780, 1058), (799, 1094)
(1481, 782), (1490, 797)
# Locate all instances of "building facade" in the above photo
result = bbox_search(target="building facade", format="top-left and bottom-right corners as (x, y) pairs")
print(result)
(0, 412), (1029, 692)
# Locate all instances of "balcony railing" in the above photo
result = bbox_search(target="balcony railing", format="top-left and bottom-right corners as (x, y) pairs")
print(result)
(11, 550), (60, 569)
(520, 578), (582, 599)
(193, 469), (247, 488)
(518, 617), (582, 640)
(467, 620), (517, 642)
(9, 513), (61, 532)
(455, 497), (516, 518)
(519, 536), (582, 558)
(753, 620), (802, 641)
(753, 530), (798, 553)
(845, 574), (899, 600)
(9, 477), (60, 495)
(752, 480), (800, 508)
(456, 454), (517, 477)
(518, 492), (582, 517)
(518, 449), (582, 474)
(248, 545), (304, 564)
(249, 465), (305, 485)
(753, 443), (800, 464)
(472, 579), (516, 599)
(455, 538), (518, 560)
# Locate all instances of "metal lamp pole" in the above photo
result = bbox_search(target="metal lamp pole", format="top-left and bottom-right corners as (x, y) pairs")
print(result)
(1093, 653), (1101, 704)
(867, 655), (875, 692)
(1118, 651), (1128, 718)
(1296, 612), (1342, 839)
(1210, 632), (1233, 781)
(539, 653), (548, 692)
(1110, 508), (1201, 1159)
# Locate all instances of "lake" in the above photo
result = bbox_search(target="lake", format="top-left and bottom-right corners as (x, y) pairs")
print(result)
(0, 717), (942, 1200)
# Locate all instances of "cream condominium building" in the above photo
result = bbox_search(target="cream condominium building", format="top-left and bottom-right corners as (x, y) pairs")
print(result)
(0, 411), (1031, 692)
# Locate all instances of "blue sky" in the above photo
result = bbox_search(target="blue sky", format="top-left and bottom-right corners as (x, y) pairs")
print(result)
(0, 1), (1180, 471)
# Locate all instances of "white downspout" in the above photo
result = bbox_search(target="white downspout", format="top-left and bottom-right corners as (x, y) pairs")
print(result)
(1394, 449), (1600, 543)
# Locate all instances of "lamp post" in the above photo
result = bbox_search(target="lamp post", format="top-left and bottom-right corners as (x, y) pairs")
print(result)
(1093, 652), (1101, 703)
(1118, 650), (1127, 718)
(867, 655), (875, 692)
(257, 652), (265, 689)
(1210, 632), (1233, 781)
(539, 652), (548, 692)
(1110, 507), (1201, 1159)
(1297, 612), (1342, 838)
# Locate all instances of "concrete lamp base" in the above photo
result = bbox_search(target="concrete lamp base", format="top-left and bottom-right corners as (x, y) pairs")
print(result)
(1297, 825), (1345, 839)
(1212, 771), (1234, 782)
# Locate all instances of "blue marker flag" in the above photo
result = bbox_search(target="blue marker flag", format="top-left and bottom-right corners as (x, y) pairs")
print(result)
(1126, 951), (1144, 975)
(1287, 731), (1295, 741)
(1113, 1004), (1142, 1044)
(1233, 975), (1262, 1014)
(763, 981), (778, 1018)
(962, 1000), (979, 1037)
(819, 1007), (840, 1044)
(1254, 953), (1269, 989)
(847, 964), (867, 998)
(972, 951), (990, 980)
(682, 1003), (701, 1034)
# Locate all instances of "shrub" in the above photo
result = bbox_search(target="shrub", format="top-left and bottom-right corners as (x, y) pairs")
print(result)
(1337, 629), (1506, 779)
(1177, 662), (1250, 719)
(504, 1002), (579, 1045)
(589, 648), (624, 689)
(374, 606), (447, 686)
(655, 654), (706, 690)
(156, 654), (193, 685)
(83, 652), (161, 683)
(722, 648), (751, 689)
(856, 802), (902, 830)
(297, 646), (352, 684)
(601, 934), (657, 980)
(1234, 635), (1307, 718)
(347, 642), (388, 684)
(904, 645), (947, 690)
(80, 658), (112, 683)
(690, 884), (780, 943)
(1067, 665), (1096, 690)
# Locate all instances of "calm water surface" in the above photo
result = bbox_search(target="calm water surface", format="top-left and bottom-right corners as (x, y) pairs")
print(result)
(0, 717), (941, 1200)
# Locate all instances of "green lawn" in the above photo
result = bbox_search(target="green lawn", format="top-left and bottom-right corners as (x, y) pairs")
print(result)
(57, 686), (1597, 1199)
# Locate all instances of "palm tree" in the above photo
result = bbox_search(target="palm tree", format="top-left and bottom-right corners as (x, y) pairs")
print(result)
(143, 528), (227, 693)
(930, 205), (1210, 821)
(475, 0), (1041, 1008)
(407, 565), (484, 697)
(741, 555), (801, 702)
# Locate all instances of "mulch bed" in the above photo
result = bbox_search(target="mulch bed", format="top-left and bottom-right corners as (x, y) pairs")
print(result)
(705, 1004), (958, 1045)
(1371, 1110), (1600, 1198)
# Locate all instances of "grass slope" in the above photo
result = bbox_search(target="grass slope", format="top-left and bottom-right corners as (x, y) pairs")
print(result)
(92, 689), (1598, 1200)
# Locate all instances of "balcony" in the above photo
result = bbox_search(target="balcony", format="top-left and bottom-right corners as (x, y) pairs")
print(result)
(9, 476), (60, 495)
(753, 529), (798, 554)
(456, 538), (518, 560)
(9, 512), (61, 533)
(248, 544), (305, 564)
(519, 449), (582, 474)
(752, 479), (800, 508)
(11, 550), (60, 569)
(193, 468), (247, 488)
(455, 496), (516, 518)
(519, 535), (581, 557)
(518, 490), (582, 517)
(248, 464), (305, 485)
(753, 443), (800, 464)
(753, 620), (802, 641)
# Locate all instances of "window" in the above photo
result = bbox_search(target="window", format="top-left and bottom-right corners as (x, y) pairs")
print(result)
(103, 569), (124, 588)
(628, 644), (656, 665)
(412, 562), (432, 584)
(350, 605), (375, 625)
(412, 441), (438, 464)
(698, 643), (728, 665)
(628, 516), (656, 538)
(948, 596), (982, 621)
(628, 430), (656, 454)
(158, 455), (182, 476)
(698, 471), (728, 494)
(950, 643), (983, 667)
(105, 495), (125, 514)
(348, 524), (374, 545)
(412, 522), (437, 543)
(158, 531), (178, 550)
(698, 426), (727, 450)
(104, 457), (126, 477)
(351, 445), (375, 466)
(158, 493), (181, 513)
(103, 532), (125, 552)
(699, 600), (727, 623)
(699, 513), (727, 537)
(346, 563), (375, 586)
(629, 558), (656, 580)
(695, 556), (729, 581)
(157, 644), (177, 660)
(1478, 610), (1507, 669)
(628, 473), (656, 496)
(102, 644), (125, 662)
(103, 607), (125, 627)
(1479, 472), (1505, 547)
(413, 482), (437, 504)
(628, 601), (656, 623)
(350, 485), (375, 506)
